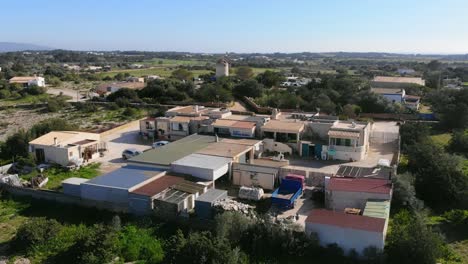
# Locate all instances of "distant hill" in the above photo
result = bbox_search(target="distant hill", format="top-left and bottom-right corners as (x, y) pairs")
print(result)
(0, 42), (54, 52)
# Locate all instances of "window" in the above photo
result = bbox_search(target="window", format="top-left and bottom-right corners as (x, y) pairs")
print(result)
(69, 152), (73, 157)
(178, 123), (183, 131)
(336, 138), (342, 146)
(345, 139), (351, 146)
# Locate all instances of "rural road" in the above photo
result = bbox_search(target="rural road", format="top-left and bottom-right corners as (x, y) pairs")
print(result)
(47, 87), (87, 102)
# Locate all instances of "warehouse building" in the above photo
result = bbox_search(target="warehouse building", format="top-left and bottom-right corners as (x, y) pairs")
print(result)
(171, 153), (231, 181)
(62, 177), (89, 197)
(195, 189), (228, 219)
(325, 177), (392, 211)
(128, 172), (186, 215)
(305, 209), (387, 254)
(80, 166), (163, 205)
(128, 134), (216, 169)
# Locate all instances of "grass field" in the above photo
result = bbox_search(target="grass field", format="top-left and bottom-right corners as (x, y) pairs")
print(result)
(96, 66), (282, 79)
(137, 58), (210, 67)
(0, 93), (50, 106)
(0, 198), (29, 244)
(419, 104), (432, 114)
(21, 163), (101, 191)
(430, 133), (452, 148)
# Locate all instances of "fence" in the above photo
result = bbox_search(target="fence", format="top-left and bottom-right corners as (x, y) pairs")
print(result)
(0, 183), (128, 213)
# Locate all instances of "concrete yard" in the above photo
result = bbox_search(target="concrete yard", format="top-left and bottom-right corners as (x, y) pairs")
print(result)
(269, 188), (323, 227)
(94, 121), (151, 172)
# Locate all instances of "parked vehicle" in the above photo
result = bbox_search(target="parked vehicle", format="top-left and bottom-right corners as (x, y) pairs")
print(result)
(271, 178), (303, 209)
(152, 140), (169, 148)
(122, 148), (142, 160)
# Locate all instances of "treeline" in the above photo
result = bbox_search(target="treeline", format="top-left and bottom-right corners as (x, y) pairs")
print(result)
(387, 120), (468, 264)
(0, 118), (76, 164)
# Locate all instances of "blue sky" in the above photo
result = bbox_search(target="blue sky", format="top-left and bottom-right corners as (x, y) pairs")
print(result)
(2, 0), (468, 53)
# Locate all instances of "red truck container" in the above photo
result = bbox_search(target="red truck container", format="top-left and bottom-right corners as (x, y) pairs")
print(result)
(284, 174), (305, 189)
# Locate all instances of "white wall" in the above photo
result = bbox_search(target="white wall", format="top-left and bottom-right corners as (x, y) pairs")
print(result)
(171, 163), (229, 181)
(305, 222), (384, 254)
(31, 144), (78, 166)
(232, 170), (276, 190)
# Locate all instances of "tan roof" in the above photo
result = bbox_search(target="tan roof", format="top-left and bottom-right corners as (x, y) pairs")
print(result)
(170, 116), (193, 123)
(9, 76), (41, 83)
(196, 142), (252, 158)
(328, 130), (360, 138)
(373, 76), (425, 86)
(212, 119), (237, 127)
(29, 131), (100, 146)
(371, 88), (404, 95)
(97, 82), (145, 91)
(220, 138), (262, 146)
(261, 120), (304, 134)
(232, 121), (256, 129)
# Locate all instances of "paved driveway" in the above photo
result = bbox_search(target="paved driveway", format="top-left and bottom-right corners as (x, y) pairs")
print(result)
(94, 121), (152, 172)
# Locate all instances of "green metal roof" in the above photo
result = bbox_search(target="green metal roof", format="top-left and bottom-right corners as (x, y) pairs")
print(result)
(129, 134), (216, 166)
(363, 200), (390, 219)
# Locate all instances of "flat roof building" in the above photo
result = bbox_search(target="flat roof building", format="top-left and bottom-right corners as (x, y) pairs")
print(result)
(305, 209), (387, 254)
(128, 134), (216, 169)
(171, 153), (231, 181)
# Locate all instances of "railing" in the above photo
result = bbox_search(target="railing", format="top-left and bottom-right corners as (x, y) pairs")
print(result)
(329, 145), (365, 153)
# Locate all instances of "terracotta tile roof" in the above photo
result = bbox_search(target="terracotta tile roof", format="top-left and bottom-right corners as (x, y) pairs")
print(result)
(170, 116), (192, 123)
(371, 88), (404, 95)
(130, 174), (185, 197)
(306, 209), (386, 233)
(328, 130), (360, 138)
(9, 76), (41, 83)
(261, 120), (304, 133)
(373, 76), (425, 86)
(327, 177), (392, 194)
(232, 121), (256, 129)
(213, 119), (237, 127)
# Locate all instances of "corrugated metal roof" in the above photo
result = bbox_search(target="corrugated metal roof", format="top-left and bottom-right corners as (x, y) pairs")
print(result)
(62, 177), (89, 185)
(196, 189), (227, 203)
(363, 200), (390, 219)
(327, 177), (392, 194)
(328, 130), (360, 138)
(172, 153), (231, 170)
(129, 134), (216, 166)
(130, 173), (185, 197)
(83, 166), (162, 189)
(306, 209), (386, 233)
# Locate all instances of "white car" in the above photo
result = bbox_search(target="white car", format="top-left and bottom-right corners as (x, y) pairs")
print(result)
(152, 140), (169, 148)
(122, 148), (142, 160)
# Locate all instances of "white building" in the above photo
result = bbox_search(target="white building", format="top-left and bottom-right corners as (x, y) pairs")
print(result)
(215, 57), (229, 78)
(171, 153), (231, 181)
(305, 209), (387, 254)
(9, 76), (46, 87)
(29, 131), (102, 166)
(371, 88), (405, 103)
(327, 121), (370, 161)
(325, 177), (392, 211)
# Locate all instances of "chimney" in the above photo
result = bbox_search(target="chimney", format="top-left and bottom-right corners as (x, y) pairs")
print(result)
(215, 134), (219, 142)
(194, 105), (199, 113)
(54, 137), (58, 146)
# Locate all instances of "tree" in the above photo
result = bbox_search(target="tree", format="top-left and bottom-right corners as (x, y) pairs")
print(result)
(236, 66), (254, 81)
(171, 68), (193, 81)
(448, 129), (468, 156)
(256, 70), (285, 88)
(399, 122), (431, 151)
(408, 142), (468, 209)
(342, 104), (361, 119)
(118, 225), (164, 263)
(391, 173), (424, 213)
(13, 217), (63, 251)
(385, 211), (446, 264)
(107, 88), (140, 102)
(233, 79), (264, 98)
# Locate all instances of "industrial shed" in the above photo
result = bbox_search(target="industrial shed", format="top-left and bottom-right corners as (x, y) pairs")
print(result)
(171, 153), (231, 181)
(128, 173), (186, 215)
(80, 166), (163, 205)
(325, 177), (392, 211)
(128, 134), (216, 169)
(154, 180), (207, 217)
(62, 177), (89, 197)
(232, 163), (279, 190)
(195, 189), (228, 219)
(305, 209), (387, 254)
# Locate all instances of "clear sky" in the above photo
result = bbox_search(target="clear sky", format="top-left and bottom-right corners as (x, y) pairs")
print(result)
(2, 0), (468, 53)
